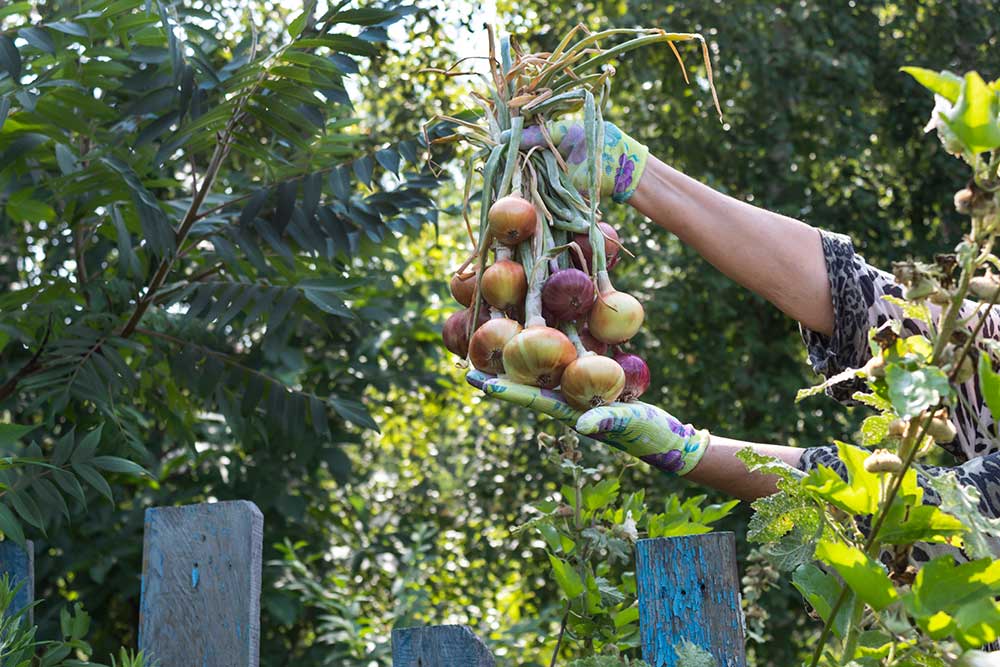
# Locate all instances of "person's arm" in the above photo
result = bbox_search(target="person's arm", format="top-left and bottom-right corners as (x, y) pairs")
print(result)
(685, 435), (803, 502)
(628, 156), (834, 336)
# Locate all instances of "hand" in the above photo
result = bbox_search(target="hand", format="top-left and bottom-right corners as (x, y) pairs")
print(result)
(520, 120), (649, 204)
(467, 369), (709, 475)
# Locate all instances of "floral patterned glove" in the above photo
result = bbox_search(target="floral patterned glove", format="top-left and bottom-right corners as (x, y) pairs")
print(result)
(467, 369), (709, 475)
(520, 120), (649, 203)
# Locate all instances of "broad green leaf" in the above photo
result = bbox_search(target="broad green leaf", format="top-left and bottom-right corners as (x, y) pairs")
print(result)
(977, 353), (1000, 424)
(0, 36), (20, 81)
(547, 553), (584, 598)
(860, 413), (892, 447)
(803, 441), (880, 515)
(792, 563), (852, 638)
(900, 67), (963, 103)
(878, 504), (965, 545)
(924, 471), (1000, 560)
(4, 189), (55, 223)
(71, 425), (102, 463)
(9, 489), (44, 532)
(91, 456), (150, 477)
(72, 462), (113, 502)
(17, 27), (55, 54)
(0, 504), (26, 548)
(906, 556), (1000, 647)
(885, 364), (951, 419)
(582, 478), (619, 511)
(814, 538), (897, 610)
(942, 72), (1000, 154)
(288, 12), (307, 38)
(329, 397), (379, 432)
(0, 423), (36, 447)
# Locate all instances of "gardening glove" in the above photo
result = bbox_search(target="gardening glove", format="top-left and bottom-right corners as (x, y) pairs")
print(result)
(467, 369), (708, 475)
(520, 119), (649, 203)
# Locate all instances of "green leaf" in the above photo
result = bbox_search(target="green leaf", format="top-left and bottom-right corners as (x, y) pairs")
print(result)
(44, 21), (89, 38)
(924, 471), (1000, 560)
(803, 442), (880, 515)
(17, 27), (55, 54)
(582, 478), (619, 511)
(329, 397), (379, 432)
(325, 7), (397, 26)
(71, 426), (102, 463)
(91, 456), (150, 477)
(878, 503), (966, 545)
(796, 366), (860, 402)
(900, 67), (963, 103)
(299, 281), (354, 318)
(0, 424), (36, 447)
(792, 563), (853, 638)
(942, 72), (1000, 154)
(9, 489), (44, 532)
(548, 554), (584, 599)
(860, 413), (892, 447)
(885, 364), (951, 419)
(5, 189), (56, 223)
(814, 538), (897, 610)
(288, 12), (308, 38)
(0, 504), (26, 548)
(0, 36), (21, 82)
(71, 462), (113, 502)
(977, 353), (1000, 424)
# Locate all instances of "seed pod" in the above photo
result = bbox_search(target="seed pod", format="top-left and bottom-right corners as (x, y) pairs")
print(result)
(926, 413), (957, 444)
(954, 355), (975, 383)
(888, 418), (908, 438)
(864, 448), (903, 474)
(954, 187), (974, 215)
(969, 275), (1000, 301)
(861, 356), (886, 379)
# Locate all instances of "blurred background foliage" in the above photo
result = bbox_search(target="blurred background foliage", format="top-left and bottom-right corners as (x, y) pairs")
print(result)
(0, 0), (997, 665)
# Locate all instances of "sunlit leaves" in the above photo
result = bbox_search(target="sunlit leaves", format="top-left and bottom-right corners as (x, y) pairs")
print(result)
(885, 365), (951, 419)
(941, 72), (1000, 154)
(904, 556), (1000, 649)
(814, 539), (897, 611)
(901, 67), (963, 103)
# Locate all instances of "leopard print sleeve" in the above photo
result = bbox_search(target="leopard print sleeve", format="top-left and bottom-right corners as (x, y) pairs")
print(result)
(799, 229), (1000, 463)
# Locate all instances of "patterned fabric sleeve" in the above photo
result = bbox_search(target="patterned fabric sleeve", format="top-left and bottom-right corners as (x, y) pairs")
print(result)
(799, 229), (1000, 462)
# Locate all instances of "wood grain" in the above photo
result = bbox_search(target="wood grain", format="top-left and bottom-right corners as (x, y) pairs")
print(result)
(139, 501), (263, 667)
(636, 533), (746, 667)
(392, 625), (496, 667)
(0, 540), (33, 625)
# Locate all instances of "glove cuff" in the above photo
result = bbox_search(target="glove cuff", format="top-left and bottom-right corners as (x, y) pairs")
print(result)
(676, 429), (710, 476)
(610, 134), (649, 204)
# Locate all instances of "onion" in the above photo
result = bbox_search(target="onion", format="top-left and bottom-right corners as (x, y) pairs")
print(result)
(441, 307), (489, 358)
(574, 222), (621, 271)
(561, 355), (625, 410)
(469, 318), (522, 374)
(482, 260), (528, 311)
(502, 325), (577, 388)
(578, 323), (608, 355)
(542, 267), (595, 322)
(489, 195), (536, 246)
(614, 353), (651, 401)
(589, 289), (644, 344)
(450, 272), (477, 307)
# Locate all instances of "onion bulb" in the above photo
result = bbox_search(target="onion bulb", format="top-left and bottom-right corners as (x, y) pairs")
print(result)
(502, 326), (577, 388)
(589, 289), (644, 344)
(450, 272), (477, 307)
(441, 307), (489, 358)
(542, 267), (595, 322)
(561, 355), (625, 410)
(469, 317), (522, 374)
(482, 260), (528, 311)
(578, 323), (608, 355)
(574, 222), (621, 271)
(614, 353), (651, 401)
(488, 196), (536, 246)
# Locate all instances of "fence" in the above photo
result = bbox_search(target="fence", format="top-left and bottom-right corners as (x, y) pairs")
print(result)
(0, 501), (746, 667)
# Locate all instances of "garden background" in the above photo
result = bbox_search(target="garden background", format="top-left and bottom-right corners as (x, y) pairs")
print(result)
(0, 0), (996, 665)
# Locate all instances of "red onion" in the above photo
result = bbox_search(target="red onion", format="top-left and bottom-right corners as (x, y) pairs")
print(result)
(541, 267), (595, 322)
(574, 222), (621, 272)
(614, 352), (650, 401)
(578, 323), (608, 355)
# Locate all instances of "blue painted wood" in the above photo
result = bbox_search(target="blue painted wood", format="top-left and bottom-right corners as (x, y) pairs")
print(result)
(139, 501), (263, 667)
(0, 540), (33, 624)
(636, 533), (746, 667)
(392, 625), (496, 667)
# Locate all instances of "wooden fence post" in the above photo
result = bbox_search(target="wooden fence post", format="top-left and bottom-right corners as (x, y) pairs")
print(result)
(392, 625), (496, 667)
(636, 533), (746, 667)
(0, 540), (33, 624)
(139, 500), (263, 667)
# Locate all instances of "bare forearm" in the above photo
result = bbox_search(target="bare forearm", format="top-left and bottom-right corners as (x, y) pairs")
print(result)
(629, 156), (834, 336)
(683, 435), (804, 502)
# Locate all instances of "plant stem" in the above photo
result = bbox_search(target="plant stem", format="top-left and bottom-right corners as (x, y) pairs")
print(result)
(549, 607), (570, 667)
(839, 597), (865, 664)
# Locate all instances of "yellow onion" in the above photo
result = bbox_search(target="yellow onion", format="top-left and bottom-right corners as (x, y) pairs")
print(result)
(450, 272), (477, 307)
(482, 260), (528, 311)
(488, 195), (536, 246)
(469, 318), (522, 374)
(561, 355), (625, 410)
(589, 290), (644, 344)
(502, 325), (577, 388)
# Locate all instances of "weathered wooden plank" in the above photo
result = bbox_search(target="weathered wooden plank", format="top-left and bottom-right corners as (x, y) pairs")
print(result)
(636, 533), (746, 667)
(392, 625), (496, 667)
(139, 501), (263, 667)
(0, 540), (33, 624)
